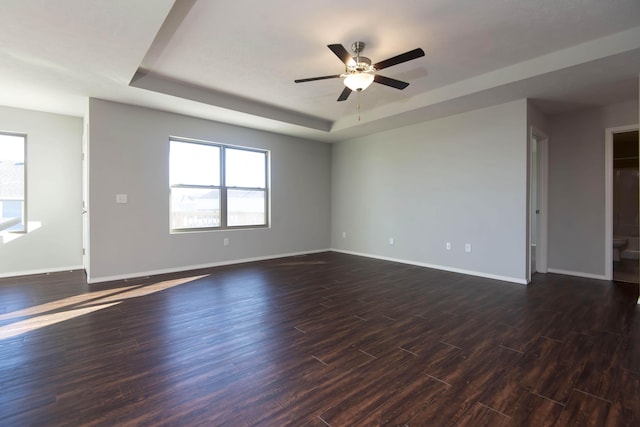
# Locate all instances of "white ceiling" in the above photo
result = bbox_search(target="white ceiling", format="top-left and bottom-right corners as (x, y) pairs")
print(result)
(1, 0), (639, 142)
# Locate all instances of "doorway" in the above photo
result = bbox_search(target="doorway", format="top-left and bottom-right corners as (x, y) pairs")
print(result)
(82, 120), (89, 279)
(528, 127), (548, 282)
(606, 127), (639, 284)
(605, 125), (639, 282)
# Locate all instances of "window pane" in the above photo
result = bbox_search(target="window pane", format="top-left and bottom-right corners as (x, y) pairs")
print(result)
(170, 141), (220, 186)
(0, 134), (25, 232)
(227, 189), (265, 227)
(225, 148), (266, 188)
(171, 187), (220, 229)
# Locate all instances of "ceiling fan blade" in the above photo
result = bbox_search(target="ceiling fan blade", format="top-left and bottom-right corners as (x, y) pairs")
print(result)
(374, 74), (410, 90)
(337, 87), (352, 102)
(294, 75), (342, 83)
(373, 48), (425, 70)
(328, 44), (353, 66)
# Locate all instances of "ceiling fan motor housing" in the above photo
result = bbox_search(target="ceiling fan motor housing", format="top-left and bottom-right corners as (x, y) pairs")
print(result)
(347, 57), (373, 74)
(348, 41), (374, 73)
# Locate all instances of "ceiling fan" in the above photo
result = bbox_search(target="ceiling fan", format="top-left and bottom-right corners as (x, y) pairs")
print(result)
(294, 41), (425, 102)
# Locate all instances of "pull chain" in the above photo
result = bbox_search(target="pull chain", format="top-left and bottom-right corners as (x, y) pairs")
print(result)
(357, 90), (361, 121)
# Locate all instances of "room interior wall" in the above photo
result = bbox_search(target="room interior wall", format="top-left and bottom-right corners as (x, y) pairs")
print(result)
(331, 99), (529, 283)
(0, 105), (83, 277)
(87, 99), (331, 283)
(4, 95), (633, 284)
(547, 99), (639, 278)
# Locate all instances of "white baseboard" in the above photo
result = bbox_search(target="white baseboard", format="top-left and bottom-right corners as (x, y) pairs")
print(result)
(5, 249), (535, 286)
(0, 265), (84, 280)
(87, 249), (330, 284)
(331, 248), (528, 285)
(547, 268), (607, 280)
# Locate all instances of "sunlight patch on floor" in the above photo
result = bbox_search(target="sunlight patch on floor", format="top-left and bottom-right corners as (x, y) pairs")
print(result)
(0, 302), (120, 340)
(0, 286), (139, 321)
(0, 274), (208, 340)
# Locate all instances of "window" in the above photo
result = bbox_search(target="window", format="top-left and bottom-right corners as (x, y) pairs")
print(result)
(0, 132), (26, 232)
(169, 138), (268, 231)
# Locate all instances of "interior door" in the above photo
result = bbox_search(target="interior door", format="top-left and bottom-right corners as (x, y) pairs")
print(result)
(529, 127), (548, 281)
(82, 120), (89, 277)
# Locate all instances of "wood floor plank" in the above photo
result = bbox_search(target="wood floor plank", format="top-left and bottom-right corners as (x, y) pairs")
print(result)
(555, 389), (612, 426)
(455, 401), (512, 426)
(0, 252), (638, 425)
(509, 391), (566, 426)
(519, 333), (594, 405)
(355, 375), (448, 426)
(604, 368), (640, 426)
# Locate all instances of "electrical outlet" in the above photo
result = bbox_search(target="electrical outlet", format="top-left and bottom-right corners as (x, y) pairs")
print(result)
(389, 237), (395, 246)
(342, 231), (347, 239)
(223, 238), (229, 246)
(465, 243), (472, 253)
(116, 194), (127, 204)
(446, 242), (451, 251)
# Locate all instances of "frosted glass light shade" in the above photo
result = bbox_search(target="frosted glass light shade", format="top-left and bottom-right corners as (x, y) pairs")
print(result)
(344, 73), (374, 91)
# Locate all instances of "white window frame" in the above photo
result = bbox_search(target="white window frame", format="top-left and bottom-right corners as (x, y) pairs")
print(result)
(0, 131), (27, 233)
(169, 137), (269, 232)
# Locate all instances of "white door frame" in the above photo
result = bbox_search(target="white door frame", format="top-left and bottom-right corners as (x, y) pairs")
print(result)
(82, 119), (90, 278)
(604, 124), (639, 280)
(528, 126), (549, 282)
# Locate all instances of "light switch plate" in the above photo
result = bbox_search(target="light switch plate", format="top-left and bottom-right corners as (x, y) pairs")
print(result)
(116, 194), (128, 204)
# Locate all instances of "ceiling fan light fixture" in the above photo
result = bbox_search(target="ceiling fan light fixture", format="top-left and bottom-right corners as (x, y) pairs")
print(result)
(344, 72), (374, 91)
(295, 42), (424, 101)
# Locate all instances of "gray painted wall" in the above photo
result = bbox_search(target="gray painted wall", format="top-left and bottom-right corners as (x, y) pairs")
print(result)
(88, 99), (331, 282)
(0, 105), (83, 277)
(547, 100), (638, 277)
(3, 95), (633, 283)
(331, 99), (529, 283)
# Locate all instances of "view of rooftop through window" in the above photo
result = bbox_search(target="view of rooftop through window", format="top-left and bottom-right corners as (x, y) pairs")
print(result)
(0, 133), (26, 232)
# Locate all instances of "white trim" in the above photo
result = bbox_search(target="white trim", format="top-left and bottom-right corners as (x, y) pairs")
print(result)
(4, 250), (530, 286)
(528, 126), (549, 281)
(82, 118), (90, 279)
(547, 268), (607, 281)
(331, 248), (528, 285)
(86, 249), (329, 284)
(605, 124), (639, 280)
(0, 265), (84, 279)
(537, 130), (549, 274)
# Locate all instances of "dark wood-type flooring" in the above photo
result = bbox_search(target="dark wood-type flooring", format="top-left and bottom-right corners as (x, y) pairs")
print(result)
(1, 252), (639, 426)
